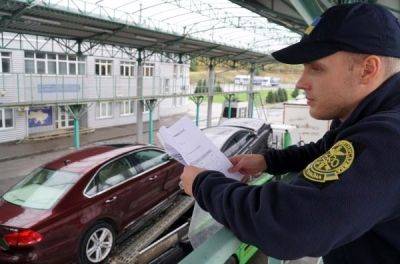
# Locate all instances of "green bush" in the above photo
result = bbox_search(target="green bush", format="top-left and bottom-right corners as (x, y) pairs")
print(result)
(266, 91), (274, 103)
(291, 88), (300, 98)
(194, 79), (223, 93)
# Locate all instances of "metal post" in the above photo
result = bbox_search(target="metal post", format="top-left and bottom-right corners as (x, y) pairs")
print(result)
(144, 99), (157, 144)
(207, 60), (215, 127)
(196, 103), (200, 126)
(136, 50), (144, 143)
(248, 64), (255, 118)
(69, 105), (82, 149)
(149, 106), (153, 144)
(190, 96), (204, 127)
(74, 116), (80, 149)
(224, 93), (235, 119)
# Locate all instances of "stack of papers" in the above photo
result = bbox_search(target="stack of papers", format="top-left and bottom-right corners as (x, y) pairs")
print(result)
(157, 116), (241, 180)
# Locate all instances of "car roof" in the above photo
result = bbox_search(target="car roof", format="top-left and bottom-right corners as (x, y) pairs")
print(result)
(44, 144), (149, 174)
(219, 118), (268, 133)
(202, 126), (246, 149)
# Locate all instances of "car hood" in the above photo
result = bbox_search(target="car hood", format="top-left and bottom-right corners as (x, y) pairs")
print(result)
(0, 199), (51, 229)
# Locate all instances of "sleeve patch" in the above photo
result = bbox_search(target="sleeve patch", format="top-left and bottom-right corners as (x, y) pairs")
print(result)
(302, 140), (355, 183)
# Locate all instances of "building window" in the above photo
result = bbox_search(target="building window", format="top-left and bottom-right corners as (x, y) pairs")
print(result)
(0, 52), (11, 73)
(47, 53), (57, 74)
(95, 60), (113, 76)
(98, 102), (112, 118)
(120, 61), (135, 77)
(0, 108), (13, 129)
(143, 63), (154, 77)
(120, 100), (135, 116)
(24, 51), (86, 75)
(164, 79), (170, 94)
(56, 106), (74, 129)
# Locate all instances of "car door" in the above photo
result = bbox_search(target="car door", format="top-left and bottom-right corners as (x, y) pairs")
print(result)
(84, 156), (135, 228)
(124, 148), (171, 220)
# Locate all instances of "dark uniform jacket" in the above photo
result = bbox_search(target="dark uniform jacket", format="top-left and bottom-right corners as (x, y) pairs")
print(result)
(193, 73), (400, 263)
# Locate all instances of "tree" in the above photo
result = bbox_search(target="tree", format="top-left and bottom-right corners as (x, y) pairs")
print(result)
(215, 81), (223, 93)
(202, 79), (207, 89)
(266, 91), (274, 104)
(283, 89), (288, 101)
(291, 88), (300, 99)
(272, 91), (278, 103)
(195, 79), (206, 93)
(277, 88), (285, 102)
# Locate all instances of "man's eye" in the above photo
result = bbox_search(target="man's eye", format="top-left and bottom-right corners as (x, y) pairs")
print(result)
(311, 66), (322, 72)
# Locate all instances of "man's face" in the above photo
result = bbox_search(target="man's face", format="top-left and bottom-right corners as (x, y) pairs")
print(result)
(296, 52), (362, 120)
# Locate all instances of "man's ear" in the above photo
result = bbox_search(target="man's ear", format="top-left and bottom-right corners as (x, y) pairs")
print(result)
(360, 55), (382, 84)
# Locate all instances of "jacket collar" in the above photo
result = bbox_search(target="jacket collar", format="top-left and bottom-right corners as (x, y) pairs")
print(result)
(332, 72), (400, 130)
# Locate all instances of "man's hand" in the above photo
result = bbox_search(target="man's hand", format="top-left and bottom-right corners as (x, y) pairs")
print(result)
(229, 154), (267, 182)
(180, 166), (206, 196)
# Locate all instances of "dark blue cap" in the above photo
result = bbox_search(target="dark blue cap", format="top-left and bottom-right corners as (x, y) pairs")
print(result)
(272, 3), (400, 64)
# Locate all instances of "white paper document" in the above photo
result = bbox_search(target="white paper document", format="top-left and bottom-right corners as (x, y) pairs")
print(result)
(157, 116), (241, 180)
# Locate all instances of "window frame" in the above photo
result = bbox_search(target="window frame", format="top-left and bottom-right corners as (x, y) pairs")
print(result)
(24, 51), (86, 75)
(95, 59), (113, 76)
(143, 63), (155, 77)
(98, 101), (113, 119)
(120, 100), (135, 116)
(0, 108), (14, 130)
(83, 147), (169, 198)
(0, 52), (11, 73)
(120, 61), (135, 77)
(88, 157), (132, 194)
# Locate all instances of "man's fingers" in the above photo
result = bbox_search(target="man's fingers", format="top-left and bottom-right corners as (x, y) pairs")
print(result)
(229, 156), (241, 165)
(228, 162), (242, 173)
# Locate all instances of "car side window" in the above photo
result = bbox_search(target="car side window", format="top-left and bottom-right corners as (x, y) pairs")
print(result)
(86, 157), (132, 195)
(224, 131), (253, 157)
(129, 149), (167, 172)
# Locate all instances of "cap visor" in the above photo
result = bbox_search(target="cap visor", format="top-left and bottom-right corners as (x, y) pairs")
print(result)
(272, 41), (340, 64)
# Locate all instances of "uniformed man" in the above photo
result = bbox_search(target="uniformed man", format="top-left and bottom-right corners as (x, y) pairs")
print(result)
(180, 3), (400, 264)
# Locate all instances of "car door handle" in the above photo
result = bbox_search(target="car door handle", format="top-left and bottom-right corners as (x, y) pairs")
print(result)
(105, 196), (117, 204)
(148, 175), (158, 181)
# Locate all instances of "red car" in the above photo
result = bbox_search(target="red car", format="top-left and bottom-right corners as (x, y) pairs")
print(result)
(0, 144), (183, 264)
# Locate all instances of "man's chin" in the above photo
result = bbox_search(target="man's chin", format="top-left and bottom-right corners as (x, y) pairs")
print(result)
(309, 109), (333, 120)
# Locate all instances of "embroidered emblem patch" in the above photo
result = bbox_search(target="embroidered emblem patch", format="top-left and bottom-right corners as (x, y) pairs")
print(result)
(304, 17), (321, 35)
(303, 140), (354, 183)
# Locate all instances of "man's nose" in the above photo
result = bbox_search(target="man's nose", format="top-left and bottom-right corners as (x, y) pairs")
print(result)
(296, 72), (311, 91)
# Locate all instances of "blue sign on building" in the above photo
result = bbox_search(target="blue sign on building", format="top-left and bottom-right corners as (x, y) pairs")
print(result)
(28, 107), (53, 127)
(38, 84), (81, 93)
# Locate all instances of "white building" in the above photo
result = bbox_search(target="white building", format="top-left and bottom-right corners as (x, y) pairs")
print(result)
(0, 34), (190, 143)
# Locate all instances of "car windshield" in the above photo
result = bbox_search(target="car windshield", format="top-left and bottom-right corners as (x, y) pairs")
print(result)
(2, 167), (80, 210)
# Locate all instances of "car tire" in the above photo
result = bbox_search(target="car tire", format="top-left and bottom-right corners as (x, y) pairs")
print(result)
(79, 221), (116, 264)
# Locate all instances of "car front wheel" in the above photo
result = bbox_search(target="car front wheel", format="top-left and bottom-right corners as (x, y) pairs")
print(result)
(79, 222), (115, 264)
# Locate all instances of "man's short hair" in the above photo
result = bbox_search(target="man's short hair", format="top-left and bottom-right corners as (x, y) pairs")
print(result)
(347, 53), (400, 78)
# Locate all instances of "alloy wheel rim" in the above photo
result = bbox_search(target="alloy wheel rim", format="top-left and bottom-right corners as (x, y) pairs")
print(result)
(86, 227), (113, 263)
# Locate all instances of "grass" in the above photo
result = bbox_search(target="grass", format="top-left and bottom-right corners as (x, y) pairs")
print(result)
(212, 88), (296, 104)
